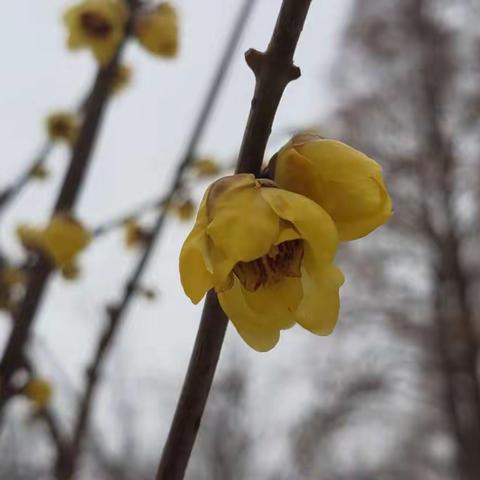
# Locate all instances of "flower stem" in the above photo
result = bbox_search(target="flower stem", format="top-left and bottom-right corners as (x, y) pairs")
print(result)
(155, 1), (312, 479)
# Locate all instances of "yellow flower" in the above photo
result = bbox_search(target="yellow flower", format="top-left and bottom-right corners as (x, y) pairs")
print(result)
(17, 213), (90, 268)
(192, 157), (221, 178)
(110, 63), (132, 94)
(0, 267), (26, 311)
(179, 174), (344, 352)
(124, 219), (150, 248)
(271, 134), (392, 241)
(23, 378), (52, 409)
(46, 112), (79, 145)
(30, 164), (50, 180)
(64, 0), (128, 65)
(171, 199), (195, 221)
(134, 2), (178, 58)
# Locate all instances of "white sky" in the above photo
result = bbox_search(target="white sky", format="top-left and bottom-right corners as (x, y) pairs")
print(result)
(0, 0), (354, 471)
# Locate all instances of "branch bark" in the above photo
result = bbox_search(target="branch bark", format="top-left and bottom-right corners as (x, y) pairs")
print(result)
(155, 1), (312, 479)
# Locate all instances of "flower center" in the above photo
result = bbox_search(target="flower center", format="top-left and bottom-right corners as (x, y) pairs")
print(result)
(233, 239), (303, 292)
(80, 11), (113, 38)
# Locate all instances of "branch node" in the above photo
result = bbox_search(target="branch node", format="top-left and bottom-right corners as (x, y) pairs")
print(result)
(245, 48), (265, 76)
(288, 64), (301, 81)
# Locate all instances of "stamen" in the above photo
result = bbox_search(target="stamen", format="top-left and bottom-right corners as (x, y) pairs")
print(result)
(233, 239), (303, 292)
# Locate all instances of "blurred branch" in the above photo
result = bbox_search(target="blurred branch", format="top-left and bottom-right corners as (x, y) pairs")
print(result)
(54, 2), (256, 478)
(0, 9), (135, 426)
(0, 141), (54, 217)
(155, 1), (311, 479)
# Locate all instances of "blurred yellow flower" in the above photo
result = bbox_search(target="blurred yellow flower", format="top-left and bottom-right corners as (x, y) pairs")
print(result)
(0, 267), (26, 311)
(192, 157), (221, 178)
(179, 174), (344, 352)
(30, 164), (50, 180)
(272, 134), (392, 241)
(46, 112), (79, 145)
(110, 63), (132, 94)
(174, 199), (195, 221)
(23, 378), (52, 409)
(134, 2), (178, 58)
(64, 0), (128, 65)
(17, 213), (90, 268)
(124, 218), (150, 248)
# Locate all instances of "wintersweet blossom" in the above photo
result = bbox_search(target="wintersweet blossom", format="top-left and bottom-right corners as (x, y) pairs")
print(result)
(17, 213), (90, 269)
(271, 134), (392, 241)
(134, 2), (178, 58)
(179, 174), (344, 351)
(124, 219), (150, 248)
(23, 378), (52, 408)
(46, 112), (79, 145)
(192, 157), (221, 178)
(64, 0), (128, 65)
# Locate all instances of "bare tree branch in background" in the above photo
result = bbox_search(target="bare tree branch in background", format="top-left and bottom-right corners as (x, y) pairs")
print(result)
(0, 1), (139, 424)
(52, 2), (256, 478)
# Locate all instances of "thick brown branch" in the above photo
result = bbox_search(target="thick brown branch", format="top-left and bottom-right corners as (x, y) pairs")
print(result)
(155, 1), (311, 479)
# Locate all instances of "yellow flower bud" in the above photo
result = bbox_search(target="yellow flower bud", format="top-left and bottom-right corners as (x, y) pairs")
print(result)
(124, 219), (150, 248)
(23, 378), (52, 409)
(17, 213), (90, 268)
(0, 267), (26, 311)
(110, 63), (132, 94)
(179, 174), (344, 352)
(30, 164), (50, 180)
(272, 135), (392, 241)
(134, 2), (179, 58)
(192, 157), (221, 178)
(64, 0), (128, 65)
(46, 112), (79, 145)
(174, 199), (195, 221)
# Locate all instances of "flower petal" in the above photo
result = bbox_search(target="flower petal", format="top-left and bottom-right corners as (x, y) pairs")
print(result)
(333, 177), (393, 240)
(240, 275), (303, 317)
(296, 139), (381, 182)
(206, 175), (279, 279)
(179, 226), (213, 304)
(261, 188), (338, 262)
(296, 263), (344, 335)
(218, 279), (295, 352)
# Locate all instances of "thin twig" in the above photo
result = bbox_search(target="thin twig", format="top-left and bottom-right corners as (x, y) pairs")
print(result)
(91, 164), (234, 238)
(0, 15), (132, 426)
(54, 2), (256, 478)
(155, 1), (311, 479)
(91, 195), (167, 237)
(0, 141), (53, 216)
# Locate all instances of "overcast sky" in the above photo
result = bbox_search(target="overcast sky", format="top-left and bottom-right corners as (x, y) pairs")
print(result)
(0, 0), (353, 469)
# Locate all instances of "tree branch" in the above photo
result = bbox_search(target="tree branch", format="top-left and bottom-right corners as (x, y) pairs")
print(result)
(155, 2), (312, 479)
(0, 141), (53, 217)
(0, 15), (132, 425)
(54, 1), (256, 478)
